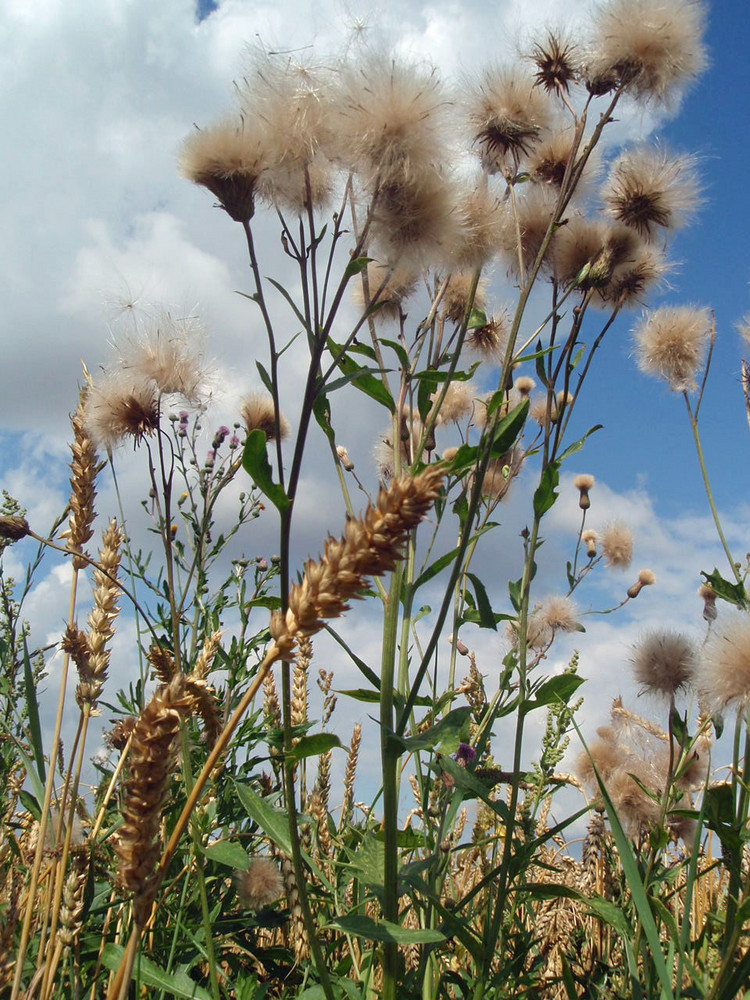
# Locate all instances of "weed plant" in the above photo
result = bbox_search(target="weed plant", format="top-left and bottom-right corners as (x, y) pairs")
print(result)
(2, 2), (749, 998)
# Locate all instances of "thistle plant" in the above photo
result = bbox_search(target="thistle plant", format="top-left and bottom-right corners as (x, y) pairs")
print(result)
(5, 2), (749, 999)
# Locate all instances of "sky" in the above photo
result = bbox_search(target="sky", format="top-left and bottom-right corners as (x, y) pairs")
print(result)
(1, 0), (748, 815)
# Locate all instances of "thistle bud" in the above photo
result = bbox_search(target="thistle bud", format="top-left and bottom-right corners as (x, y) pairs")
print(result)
(573, 474), (595, 510)
(627, 568), (656, 599)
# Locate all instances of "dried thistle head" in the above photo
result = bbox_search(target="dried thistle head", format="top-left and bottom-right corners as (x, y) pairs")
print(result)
(466, 313), (509, 363)
(627, 567), (656, 598)
(630, 629), (697, 697)
(452, 180), (509, 269)
(602, 145), (701, 240)
(573, 473), (595, 509)
(697, 614), (750, 715)
(353, 260), (418, 321)
(179, 118), (270, 222)
(118, 312), (209, 404)
(84, 371), (160, 450)
(584, 0), (708, 104)
(468, 66), (553, 173)
(600, 521), (633, 569)
(531, 32), (579, 94)
(441, 272), (486, 324)
(633, 305), (712, 391)
(236, 857), (284, 909)
(241, 393), (290, 441)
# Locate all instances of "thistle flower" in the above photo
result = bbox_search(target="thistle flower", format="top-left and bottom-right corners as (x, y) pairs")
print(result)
(120, 313), (209, 403)
(333, 55), (446, 186)
(627, 567), (656, 598)
(633, 305), (712, 391)
(179, 118), (270, 222)
(573, 473), (595, 509)
(352, 261), (418, 321)
(602, 145), (700, 240)
(697, 615), (750, 714)
(371, 166), (462, 268)
(238, 53), (336, 213)
(631, 629), (696, 696)
(598, 239), (670, 308)
(468, 66), (553, 173)
(442, 273), (486, 324)
(505, 186), (559, 280)
(466, 314), (509, 363)
(531, 32), (579, 94)
(431, 380), (476, 424)
(240, 393), (290, 440)
(452, 181), (509, 268)
(582, 528), (598, 558)
(236, 857), (283, 909)
(268, 466), (444, 661)
(84, 371), (159, 450)
(584, 0), (708, 104)
(600, 521), (633, 568)
(514, 376), (535, 397)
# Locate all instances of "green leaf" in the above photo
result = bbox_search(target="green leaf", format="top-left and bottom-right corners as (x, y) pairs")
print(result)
(489, 400), (529, 456)
(234, 782), (296, 858)
(23, 638), (45, 785)
(700, 569), (748, 609)
(467, 307), (487, 330)
(312, 392), (335, 445)
(286, 732), (342, 764)
(202, 840), (250, 870)
(327, 915), (445, 945)
(465, 572), (496, 630)
(380, 338), (410, 369)
(533, 461), (560, 518)
(241, 430), (290, 513)
(395, 707), (472, 754)
(326, 339), (395, 413)
(255, 361), (274, 396)
(557, 424), (602, 462)
(524, 673), (585, 712)
(344, 255), (372, 279)
(100, 945), (212, 999)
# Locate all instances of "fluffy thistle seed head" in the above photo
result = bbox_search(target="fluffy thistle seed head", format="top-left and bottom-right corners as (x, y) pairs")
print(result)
(466, 313), (509, 363)
(442, 273), (486, 324)
(468, 66), (553, 173)
(633, 305), (712, 391)
(119, 314), (209, 404)
(452, 181), (509, 269)
(236, 857), (284, 909)
(241, 394), (290, 441)
(601, 521), (633, 568)
(179, 119), (270, 222)
(353, 261), (418, 321)
(431, 380), (476, 424)
(531, 33), (579, 94)
(498, 185), (558, 277)
(584, 0), (708, 104)
(84, 372), (160, 451)
(598, 238), (670, 308)
(631, 629), (697, 696)
(698, 615), (750, 714)
(602, 145), (701, 240)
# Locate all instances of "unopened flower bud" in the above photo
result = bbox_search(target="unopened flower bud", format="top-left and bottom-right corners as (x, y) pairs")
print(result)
(627, 568), (656, 599)
(573, 473), (595, 510)
(582, 529), (597, 558)
(336, 445), (354, 472)
(447, 633), (469, 656)
(698, 583), (717, 623)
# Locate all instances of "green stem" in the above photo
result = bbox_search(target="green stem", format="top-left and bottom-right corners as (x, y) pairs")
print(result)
(684, 394), (742, 584)
(380, 561), (405, 1000)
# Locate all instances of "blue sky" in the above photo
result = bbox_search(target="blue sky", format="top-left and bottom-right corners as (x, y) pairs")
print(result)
(0, 0), (746, 795)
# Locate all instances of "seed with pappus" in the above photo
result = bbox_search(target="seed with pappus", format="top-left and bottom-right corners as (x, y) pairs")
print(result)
(241, 394), (290, 441)
(697, 615), (750, 714)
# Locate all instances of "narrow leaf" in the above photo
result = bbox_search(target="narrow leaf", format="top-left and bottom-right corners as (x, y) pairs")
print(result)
(286, 732), (342, 763)
(202, 841), (250, 870)
(100, 945), (212, 999)
(328, 915), (445, 945)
